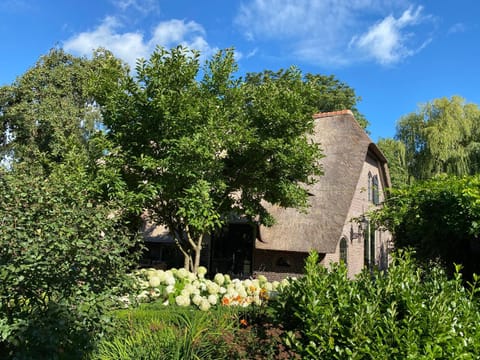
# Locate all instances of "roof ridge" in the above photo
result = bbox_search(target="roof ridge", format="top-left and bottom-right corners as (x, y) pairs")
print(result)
(312, 109), (354, 118)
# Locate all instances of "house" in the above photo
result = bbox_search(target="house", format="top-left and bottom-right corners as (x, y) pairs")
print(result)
(143, 110), (392, 279)
(251, 110), (392, 279)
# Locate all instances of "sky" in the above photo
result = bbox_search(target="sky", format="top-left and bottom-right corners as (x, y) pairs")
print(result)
(1, 0), (479, 141)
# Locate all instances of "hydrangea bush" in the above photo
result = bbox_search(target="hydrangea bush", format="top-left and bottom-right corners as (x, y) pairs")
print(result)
(121, 267), (290, 311)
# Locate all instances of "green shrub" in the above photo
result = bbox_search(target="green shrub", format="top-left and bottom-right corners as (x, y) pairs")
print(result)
(0, 165), (140, 359)
(273, 250), (480, 359)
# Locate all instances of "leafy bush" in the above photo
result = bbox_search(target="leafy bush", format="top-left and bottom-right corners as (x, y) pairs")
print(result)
(273, 251), (480, 359)
(371, 174), (480, 279)
(0, 163), (140, 359)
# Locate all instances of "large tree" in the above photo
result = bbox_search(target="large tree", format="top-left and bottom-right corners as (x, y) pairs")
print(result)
(0, 49), (140, 357)
(0, 48), (126, 173)
(385, 96), (480, 185)
(96, 46), (364, 272)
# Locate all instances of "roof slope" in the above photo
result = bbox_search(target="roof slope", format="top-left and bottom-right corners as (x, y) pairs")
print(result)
(257, 110), (387, 253)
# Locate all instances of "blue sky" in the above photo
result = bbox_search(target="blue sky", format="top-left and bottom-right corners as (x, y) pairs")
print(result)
(1, 0), (479, 141)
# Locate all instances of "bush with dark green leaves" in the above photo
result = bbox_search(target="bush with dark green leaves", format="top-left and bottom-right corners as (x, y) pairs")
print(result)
(371, 174), (480, 280)
(0, 162), (140, 359)
(273, 251), (480, 359)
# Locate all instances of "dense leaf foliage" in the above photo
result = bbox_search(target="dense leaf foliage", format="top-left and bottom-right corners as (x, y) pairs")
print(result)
(96, 46), (369, 271)
(0, 48), (139, 359)
(369, 174), (480, 279)
(376, 137), (408, 188)
(0, 158), (140, 358)
(0, 48), (126, 173)
(274, 251), (480, 359)
(381, 96), (480, 185)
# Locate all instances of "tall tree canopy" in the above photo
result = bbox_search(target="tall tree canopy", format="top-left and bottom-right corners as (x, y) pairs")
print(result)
(0, 48), (126, 173)
(0, 49), (140, 356)
(381, 96), (480, 185)
(96, 46), (364, 272)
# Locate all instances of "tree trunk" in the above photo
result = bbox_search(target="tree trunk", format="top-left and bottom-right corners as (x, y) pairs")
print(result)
(192, 235), (202, 274)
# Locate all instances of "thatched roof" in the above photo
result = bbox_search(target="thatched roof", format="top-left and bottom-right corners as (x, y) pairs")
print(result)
(256, 110), (389, 253)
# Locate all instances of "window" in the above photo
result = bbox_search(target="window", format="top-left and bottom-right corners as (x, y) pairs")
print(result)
(367, 172), (372, 202)
(339, 237), (348, 265)
(364, 221), (376, 270)
(372, 175), (379, 205)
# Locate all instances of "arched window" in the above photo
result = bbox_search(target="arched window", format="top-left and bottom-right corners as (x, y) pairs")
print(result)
(339, 237), (348, 265)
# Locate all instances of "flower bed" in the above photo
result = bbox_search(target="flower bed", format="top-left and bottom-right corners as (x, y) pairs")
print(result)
(120, 266), (290, 311)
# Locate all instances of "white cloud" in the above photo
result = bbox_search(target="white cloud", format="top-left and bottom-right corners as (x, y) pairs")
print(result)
(448, 22), (466, 35)
(110, 0), (159, 14)
(351, 6), (429, 64)
(235, 0), (432, 67)
(64, 17), (214, 69)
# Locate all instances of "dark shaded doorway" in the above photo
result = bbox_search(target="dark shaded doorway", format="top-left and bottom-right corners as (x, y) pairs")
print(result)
(210, 223), (254, 276)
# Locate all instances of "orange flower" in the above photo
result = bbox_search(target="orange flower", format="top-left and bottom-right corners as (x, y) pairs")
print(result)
(240, 318), (248, 327)
(222, 297), (230, 306)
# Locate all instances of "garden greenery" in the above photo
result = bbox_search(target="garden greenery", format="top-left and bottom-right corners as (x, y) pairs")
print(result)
(370, 174), (480, 279)
(0, 159), (140, 359)
(274, 251), (480, 359)
(122, 265), (288, 310)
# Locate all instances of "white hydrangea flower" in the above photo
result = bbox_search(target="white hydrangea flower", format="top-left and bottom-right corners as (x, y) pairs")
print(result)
(238, 289), (248, 298)
(146, 269), (157, 279)
(197, 266), (208, 278)
(177, 268), (189, 279)
(165, 275), (176, 286)
(264, 282), (273, 291)
(214, 273), (225, 285)
(157, 270), (167, 282)
(207, 282), (220, 295)
(149, 276), (160, 288)
(192, 294), (203, 306)
(257, 275), (268, 284)
(199, 299), (211, 311)
(184, 284), (196, 293)
(207, 294), (218, 305)
(165, 285), (175, 294)
(175, 294), (191, 307)
(243, 279), (253, 288)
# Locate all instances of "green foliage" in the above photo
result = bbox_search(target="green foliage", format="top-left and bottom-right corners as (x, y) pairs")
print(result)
(273, 251), (480, 359)
(376, 137), (408, 188)
(391, 96), (480, 183)
(89, 304), (237, 360)
(97, 46), (340, 271)
(0, 156), (140, 358)
(0, 48), (127, 173)
(370, 174), (480, 279)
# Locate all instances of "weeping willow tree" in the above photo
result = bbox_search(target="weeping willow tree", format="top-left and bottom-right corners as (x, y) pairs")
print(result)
(388, 96), (480, 184)
(376, 138), (408, 188)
